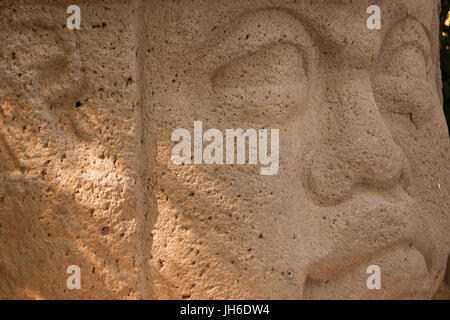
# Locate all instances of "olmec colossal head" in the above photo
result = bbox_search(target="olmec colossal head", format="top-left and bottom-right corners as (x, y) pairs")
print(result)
(0, 0), (449, 299)
(142, 0), (450, 299)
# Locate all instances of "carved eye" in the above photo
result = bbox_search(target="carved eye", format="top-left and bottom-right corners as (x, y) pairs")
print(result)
(388, 45), (428, 80)
(372, 45), (435, 130)
(212, 42), (309, 123)
(213, 42), (306, 88)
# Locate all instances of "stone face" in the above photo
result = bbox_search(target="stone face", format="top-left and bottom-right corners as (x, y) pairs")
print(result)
(0, 0), (449, 299)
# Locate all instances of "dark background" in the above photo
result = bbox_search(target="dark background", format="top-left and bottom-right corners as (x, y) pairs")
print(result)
(440, 0), (450, 131)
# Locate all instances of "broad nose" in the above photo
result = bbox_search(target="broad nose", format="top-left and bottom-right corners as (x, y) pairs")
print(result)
(304, 68), (409, 205)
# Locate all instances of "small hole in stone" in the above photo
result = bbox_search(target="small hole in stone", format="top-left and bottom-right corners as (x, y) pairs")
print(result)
(101, 226), (109, 235)
(126, 77), (133, 87)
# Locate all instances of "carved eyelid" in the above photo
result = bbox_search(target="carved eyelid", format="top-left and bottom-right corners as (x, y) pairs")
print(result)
(372, 75), (435, 126)
(195, 9), (317, 77)
(371, 19), (436, 126)
(379, 18), (432, 74)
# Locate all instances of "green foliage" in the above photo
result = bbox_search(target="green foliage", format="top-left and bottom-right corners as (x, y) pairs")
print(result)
(440, 0), (450, 130)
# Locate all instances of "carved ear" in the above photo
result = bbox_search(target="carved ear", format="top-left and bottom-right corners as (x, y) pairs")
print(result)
(0, 134), (22, 174)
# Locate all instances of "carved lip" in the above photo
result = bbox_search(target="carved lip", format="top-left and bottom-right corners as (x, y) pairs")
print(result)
(370, 244), (431, 299)
(306, 184), (434, 291)
(304, 243), (431, 299)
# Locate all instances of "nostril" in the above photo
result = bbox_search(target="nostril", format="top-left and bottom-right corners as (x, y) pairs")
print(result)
(352, 133), (409, 190)
(304, 133), (409, 206)
(303, 150), (355, 206)
(358, 161), (403, 189)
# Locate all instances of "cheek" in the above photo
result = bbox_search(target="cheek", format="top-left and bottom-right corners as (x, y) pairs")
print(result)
(386, 113), (448, 197)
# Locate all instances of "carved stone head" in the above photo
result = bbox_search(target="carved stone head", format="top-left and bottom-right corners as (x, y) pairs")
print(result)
(141, 0), (450, 299)
(0, 0), (448, 300)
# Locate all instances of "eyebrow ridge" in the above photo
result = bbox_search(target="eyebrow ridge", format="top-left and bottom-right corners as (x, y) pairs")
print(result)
(193, 8), (316, 75)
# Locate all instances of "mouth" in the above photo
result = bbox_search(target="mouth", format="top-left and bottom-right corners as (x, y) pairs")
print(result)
(303, 184), (438, 298)
(304, 243), (431, 299)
